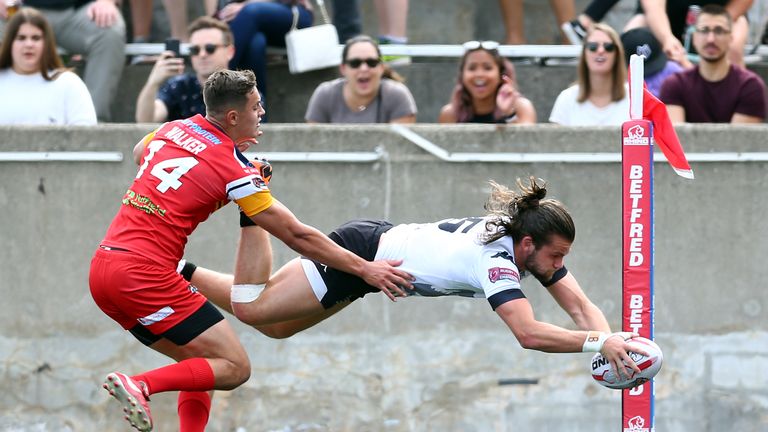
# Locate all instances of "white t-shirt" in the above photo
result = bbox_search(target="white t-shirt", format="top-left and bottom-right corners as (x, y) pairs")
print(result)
(375, 217), (527, 308)
(0, 69), (97, 125)
(549, 84), (630, 126)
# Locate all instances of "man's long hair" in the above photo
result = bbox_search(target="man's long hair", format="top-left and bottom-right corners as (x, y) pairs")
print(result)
(481, 177), (575, 247)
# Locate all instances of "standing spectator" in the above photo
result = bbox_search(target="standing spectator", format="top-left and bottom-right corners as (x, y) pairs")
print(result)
(0, 7), (96, 125)
(214, 0), (313, 118)
(135, 16), (234, 123)
(332, 0), (362, 43)
(10, 0), (126, 122)
(660, 4), (767, 123)
(549, 23), (629, 126)
(375, 0), (409, 64)
(305, 35), (417, 123)
(626, 0), (752, 67)
(439, 40), (536, 124)
(620, 26), (684, 97)
(498, 0), (576, 44)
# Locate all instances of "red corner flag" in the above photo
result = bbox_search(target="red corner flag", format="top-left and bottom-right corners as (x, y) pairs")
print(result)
(642, 87), (694, 179)
(628, 60), (694, 179)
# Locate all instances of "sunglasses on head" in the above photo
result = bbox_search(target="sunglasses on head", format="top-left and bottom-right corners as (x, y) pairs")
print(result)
(585, 41), (616, 53)
(462, 40), (500, 52)
(345, 57), (381, 68)
(189, 43), (225, 56)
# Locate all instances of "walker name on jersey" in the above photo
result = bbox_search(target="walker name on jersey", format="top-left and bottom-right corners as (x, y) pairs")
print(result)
(163, 126), (210, 155)
(488, 267), (519, 283)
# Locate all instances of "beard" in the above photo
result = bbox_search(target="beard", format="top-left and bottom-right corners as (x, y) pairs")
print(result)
(697, 43), (727, 63)
(524, 250), (555, 282)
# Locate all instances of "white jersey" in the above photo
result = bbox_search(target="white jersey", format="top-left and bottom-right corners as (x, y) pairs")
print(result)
(375, 217), (527, 308)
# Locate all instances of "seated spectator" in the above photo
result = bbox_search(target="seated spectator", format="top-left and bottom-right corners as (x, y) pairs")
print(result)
(0, 7), (96, 125)
(549, 23), (629, 126)
(498, 0), (575, 44)
(439, 40), (536, 124)
(620, 27), (683, 97)
(215, 0), (313, 116)
(135, 16), (234, 123)
(17, 0), (126, 122)
(659, 4), (767, 123)
(305, 35), (417, 123)
(626, 0), (751, 67)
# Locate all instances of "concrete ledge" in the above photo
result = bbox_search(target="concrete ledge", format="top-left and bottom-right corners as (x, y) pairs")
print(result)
(1, 124), (767, 430)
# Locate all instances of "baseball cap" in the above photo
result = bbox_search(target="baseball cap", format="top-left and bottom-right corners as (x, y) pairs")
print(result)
(620, 27), (668, 77)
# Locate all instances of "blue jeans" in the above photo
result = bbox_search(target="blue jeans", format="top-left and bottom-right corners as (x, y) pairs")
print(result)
(228, 1), (313, 119)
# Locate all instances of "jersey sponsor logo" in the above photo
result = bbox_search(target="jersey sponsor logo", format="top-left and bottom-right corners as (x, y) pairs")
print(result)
(180, 118), (222, 144)
(122, 189), (167, 216)
(491, 251), (515, 263)
(488, 267), (520, 283)
(137, 306), (175, 326)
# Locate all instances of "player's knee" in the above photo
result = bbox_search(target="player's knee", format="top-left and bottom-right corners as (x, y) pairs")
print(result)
(232, 303), (262, 326)
(220, 354), (251, 390)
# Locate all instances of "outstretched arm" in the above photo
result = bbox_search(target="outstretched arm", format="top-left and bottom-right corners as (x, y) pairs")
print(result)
(495, 297), (640, 378)
(546, 271), (610, 332)
(249, 200), (413, 300)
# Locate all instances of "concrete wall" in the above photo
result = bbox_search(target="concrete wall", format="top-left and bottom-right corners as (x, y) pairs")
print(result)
(1, 124), (767, 431)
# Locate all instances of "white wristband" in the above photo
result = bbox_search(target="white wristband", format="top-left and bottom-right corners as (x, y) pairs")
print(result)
(582, 331), (609, 352)
(231, 283), (265, 303)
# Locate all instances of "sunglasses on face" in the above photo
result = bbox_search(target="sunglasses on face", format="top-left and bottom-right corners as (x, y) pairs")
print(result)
(585, 41), (616, 53)
(345, 57), (381, 68)
(189, 43), (226, 56)
(462, 40), (500, 52)
(695, 26), (731, 36)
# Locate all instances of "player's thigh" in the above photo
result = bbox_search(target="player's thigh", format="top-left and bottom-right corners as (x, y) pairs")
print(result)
(149, 318), (248, 366)
(255, 300), (352, 339)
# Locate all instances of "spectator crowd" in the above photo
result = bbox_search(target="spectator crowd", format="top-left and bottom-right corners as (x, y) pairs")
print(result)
(0, 0), (766, 125)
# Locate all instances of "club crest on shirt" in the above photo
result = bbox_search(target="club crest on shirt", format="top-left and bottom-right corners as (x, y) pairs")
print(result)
(251, 176), (267, 189)
(488, 267), (520, 283)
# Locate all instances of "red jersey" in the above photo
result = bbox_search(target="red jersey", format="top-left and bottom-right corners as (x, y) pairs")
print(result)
(102, 115), (272, 267)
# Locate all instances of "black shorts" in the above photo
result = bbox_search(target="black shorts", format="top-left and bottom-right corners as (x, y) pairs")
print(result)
(304, 219), (393, 309)
(129, 301), (224, 346)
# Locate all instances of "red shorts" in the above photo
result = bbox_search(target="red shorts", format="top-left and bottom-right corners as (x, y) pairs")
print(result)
(89, 247), (207, 335)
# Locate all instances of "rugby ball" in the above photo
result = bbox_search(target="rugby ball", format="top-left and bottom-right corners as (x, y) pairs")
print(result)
(590, 336), (663, 389)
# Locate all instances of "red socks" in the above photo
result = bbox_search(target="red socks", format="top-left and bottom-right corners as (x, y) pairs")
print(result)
(132, 357), (215, 395)
(178, 391), (211, 432)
